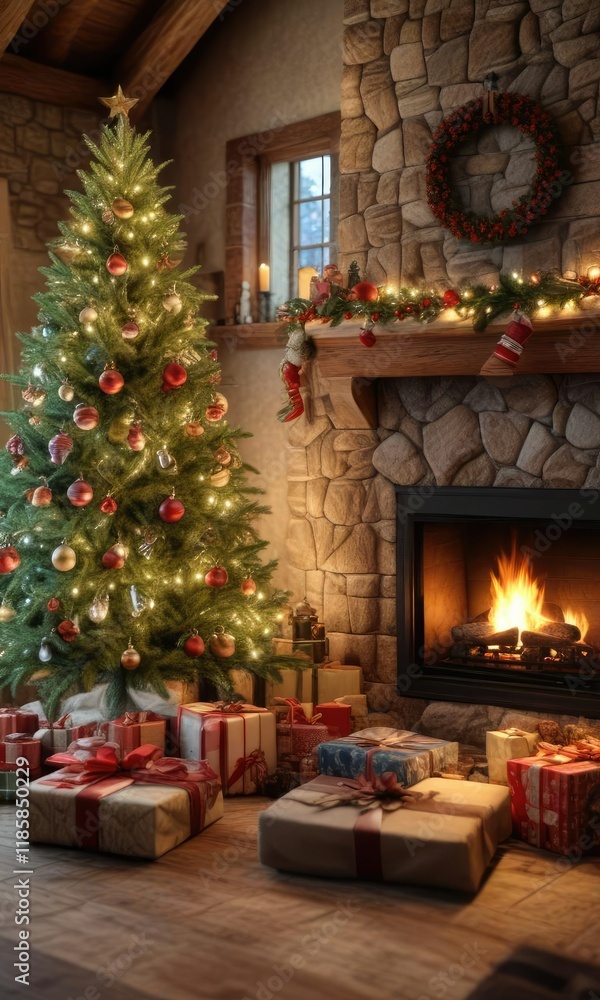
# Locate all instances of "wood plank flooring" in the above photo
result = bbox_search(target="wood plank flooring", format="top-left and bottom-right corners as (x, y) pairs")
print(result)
(1, 797), (599, 1000)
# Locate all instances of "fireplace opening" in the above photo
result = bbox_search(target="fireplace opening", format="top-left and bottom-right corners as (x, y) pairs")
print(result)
(396, 486), (600, 716)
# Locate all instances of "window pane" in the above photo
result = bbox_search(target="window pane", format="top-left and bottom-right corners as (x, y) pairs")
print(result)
(323, 198), (330, 243)
(299, 157), (323, 199)
(323, 156), (331, 195)
(299, 200), (323, 247)
(298, 247), (321, 269)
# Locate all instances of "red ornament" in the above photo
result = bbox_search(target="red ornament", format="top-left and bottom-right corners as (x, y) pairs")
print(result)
(127, 424), (145, 451)
(48, 432), (73, 466)
(102, 543), (126, 569)
(6, 435), (25, 458)
(185, 422), (204, 437)
(205, 566), (228, 589)
(47, 597), (61, 612)
(67, 477), (93, 507)
(348, 281), (378, 302)
(73, 404), (99, 430)
(241, 576), (256, 596)
(106, 252), (128, 275)
(0, 546), (20, 574)
(99, 367), (124, 394)
(443, 289), (461, 308)
(184, 633), (205, 658)
(344, 312), (353, 320)
(209, 349), (218, 362)
(422, 299), (431, 309)
(158, 494), (185, 523)
(162, 362), (187, 392)
(359, 328), (377, 348)
(100, 495), (118, 515)
(57, 619), (79, 642)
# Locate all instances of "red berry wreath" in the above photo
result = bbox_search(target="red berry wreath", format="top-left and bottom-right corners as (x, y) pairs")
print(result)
(426, 93), (562, 244)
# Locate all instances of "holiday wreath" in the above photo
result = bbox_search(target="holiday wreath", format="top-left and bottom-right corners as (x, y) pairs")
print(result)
(426, 92), (562, 243)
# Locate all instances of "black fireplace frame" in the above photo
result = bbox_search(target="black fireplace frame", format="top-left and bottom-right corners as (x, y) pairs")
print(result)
(396, 484), (600, 716)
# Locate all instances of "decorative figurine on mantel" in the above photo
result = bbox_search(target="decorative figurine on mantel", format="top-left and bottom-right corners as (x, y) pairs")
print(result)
(309, 263), (344, 305)
(235, 280), (253, 324)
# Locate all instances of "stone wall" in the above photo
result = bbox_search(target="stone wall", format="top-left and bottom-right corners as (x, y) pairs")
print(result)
(339, 0), (600, 287)
(286, 371), (600, 737)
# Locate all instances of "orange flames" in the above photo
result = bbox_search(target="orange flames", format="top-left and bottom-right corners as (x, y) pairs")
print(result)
(489, 544), (588, 643)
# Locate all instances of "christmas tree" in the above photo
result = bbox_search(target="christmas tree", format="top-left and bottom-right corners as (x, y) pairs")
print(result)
(0, 89), (292, 718)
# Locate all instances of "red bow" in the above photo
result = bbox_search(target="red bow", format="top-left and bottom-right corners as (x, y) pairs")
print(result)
(46, 742), (163, 780)
(274, 697), (322, 725)
(4, 732), (37, 743)
(39, 713), (72, 730)
(537, 738), (600, 763)
(228, 749), (268, 790)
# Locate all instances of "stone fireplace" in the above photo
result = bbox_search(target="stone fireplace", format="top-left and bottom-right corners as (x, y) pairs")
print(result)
(283, 0), (600, 745)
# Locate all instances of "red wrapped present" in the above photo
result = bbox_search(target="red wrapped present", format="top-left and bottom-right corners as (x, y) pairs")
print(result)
(103, 711), (166, 754)
(507, 739), (600, 856)
(315, 702), (352, 739)
(178, 702), (276, 795)
(0, 707), (39, 739)
(31, 743), (223, 858)
(275, 698), (330, 764)
(34, 714), (98, 759)
(0, 733), (42, 772)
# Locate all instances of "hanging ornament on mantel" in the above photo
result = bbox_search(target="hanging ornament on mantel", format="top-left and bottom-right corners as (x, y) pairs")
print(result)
(99, 364), (124, 395)
(479, 308), (534, 377)
(112, 198), (134, 219)
(358, 325), (376, 348)
(89, 595), (109, 624)
(99, 494), (118, 515)
(121, 641), (141, 670)
(106, 251), (128, 276)
(58, 380), (74, 402)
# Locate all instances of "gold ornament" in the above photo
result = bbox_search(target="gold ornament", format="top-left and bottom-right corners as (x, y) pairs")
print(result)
(112, 198), (134, 220)
(162, 290), (182, 314)
(99, 85), (139, 119)
(58, 381), (74, 402)
(0, 602), (15, 623)
(209, 626), (236, 658)
(51, 543), (76, 572)
(214, 446), (231, 467)
(210, 468), (231, 488)
(121, 642), (141, 670)
(54, 241), (81, 264)
(79, 306), (98, 324)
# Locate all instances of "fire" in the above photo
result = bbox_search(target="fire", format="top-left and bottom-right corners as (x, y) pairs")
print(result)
(488, 545), (589, 644)
(489, 545), (545, 638)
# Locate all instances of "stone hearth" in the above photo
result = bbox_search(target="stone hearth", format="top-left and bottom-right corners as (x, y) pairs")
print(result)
(286, 372), (600, 745)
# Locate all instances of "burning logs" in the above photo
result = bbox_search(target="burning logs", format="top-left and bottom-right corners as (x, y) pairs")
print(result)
(451, 623), (518, 645)
(520, 627), (581, 649)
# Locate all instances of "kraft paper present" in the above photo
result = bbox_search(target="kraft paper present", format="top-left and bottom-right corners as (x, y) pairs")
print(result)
(507, 748), (600, 856)
(178, 703), (277, 795)
(105, 712), (167, 754)
(318, 664), (362, 703)
(334, 694), (368, 718)
(318, 728), (458, 787)
(258, 775), (511, 892)
(266, 668), (312, 705)
(29, 757), (223, 859)
(486, 728), (540, 785)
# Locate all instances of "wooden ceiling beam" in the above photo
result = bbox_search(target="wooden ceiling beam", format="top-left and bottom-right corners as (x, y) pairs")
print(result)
(0, 0), (37, 57)
(28, 0), (102, 66)
(117, 0), (230, 119)
(0, 52), (107, 111)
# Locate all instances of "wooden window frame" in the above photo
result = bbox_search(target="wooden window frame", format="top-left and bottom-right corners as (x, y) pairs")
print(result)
(224, 111), (341, 325)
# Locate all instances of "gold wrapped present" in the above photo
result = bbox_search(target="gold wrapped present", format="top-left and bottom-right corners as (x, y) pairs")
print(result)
(259, 774), (511, 892)
(486, 728), (540, 785)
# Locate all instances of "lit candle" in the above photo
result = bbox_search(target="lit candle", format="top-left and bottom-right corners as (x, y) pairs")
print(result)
(258, 263), (270, 292)
(298, 266), (317, 300)
(587, 265), (600, 280)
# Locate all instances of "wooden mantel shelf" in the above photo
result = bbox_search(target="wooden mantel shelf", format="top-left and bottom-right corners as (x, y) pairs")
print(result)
(307, 311), (600, 378)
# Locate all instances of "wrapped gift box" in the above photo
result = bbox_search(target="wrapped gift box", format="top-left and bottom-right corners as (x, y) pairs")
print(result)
(104, 712), (166, 754)
(318, 663), (362, 703)
(259, 774), (511, 892)
(34, 716), (98, 760)
(225, 670), (254, 705)
(275, 698), (330, 765)
(318, 728), (458, 787)
(334, 694), (368, 718)
(0, 707), (38, 739)
(30, 744), (223, 858)
(486, 727), (540, 785)
(266, 668), (312, 705)
(0, 733), (41, 771)
(507, 742), (600, 856)
(178, 703), (276, 795)
(316, 702), (352, 739)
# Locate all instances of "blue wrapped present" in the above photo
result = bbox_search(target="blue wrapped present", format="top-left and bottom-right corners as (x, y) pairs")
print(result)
(318, 728), (458, 787)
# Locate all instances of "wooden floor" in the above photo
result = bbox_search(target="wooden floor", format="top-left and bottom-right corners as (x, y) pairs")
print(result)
(1, 798), (599, 1000)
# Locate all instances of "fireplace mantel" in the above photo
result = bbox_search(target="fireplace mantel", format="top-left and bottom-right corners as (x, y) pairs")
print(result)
(307, 310), (600, 379)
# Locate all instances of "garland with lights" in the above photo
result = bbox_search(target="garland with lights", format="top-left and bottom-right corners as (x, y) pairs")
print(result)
(278, 270), (599, 420)
(426, 93), (562, 243)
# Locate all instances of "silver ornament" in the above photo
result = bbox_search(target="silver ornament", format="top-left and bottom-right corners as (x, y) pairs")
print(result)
(155, 447), (177, 472)
(88, 595), (109, 624)
(130, 585), (147, 618)
(58, 381), (74, 402)
(39, 638), (52, 662)
(138, 530), (158, 560)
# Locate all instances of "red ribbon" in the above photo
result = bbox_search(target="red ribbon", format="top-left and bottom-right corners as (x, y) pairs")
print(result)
(182, 703), (269, 792)
(0, 708), (38, 737)
(228, 749), (268, 791)
(42, 744), (221, 850)
(0, 733), (41, 769)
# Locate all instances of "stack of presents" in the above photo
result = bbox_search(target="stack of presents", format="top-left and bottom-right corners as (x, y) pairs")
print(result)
(2, 651), (600, 889)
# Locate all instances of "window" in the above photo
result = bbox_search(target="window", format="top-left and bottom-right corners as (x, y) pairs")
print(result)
(292, 155), (332, 278)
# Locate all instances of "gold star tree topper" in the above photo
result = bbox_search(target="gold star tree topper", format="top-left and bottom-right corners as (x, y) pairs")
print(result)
(100, 85), (139, 119)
